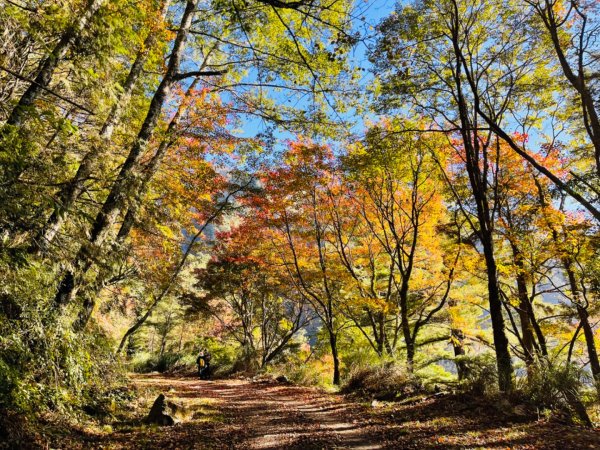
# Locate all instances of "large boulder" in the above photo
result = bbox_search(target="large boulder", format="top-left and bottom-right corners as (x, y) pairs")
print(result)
(145, 394), (175, 426)
(275, 375), (289, 384)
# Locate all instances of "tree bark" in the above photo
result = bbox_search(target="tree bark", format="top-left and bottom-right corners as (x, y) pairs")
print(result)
(448, 2), (513, 390)
(32, 0), (171, 252)
(116, 75), (202, 243)
(53, 0), (198, 309)
(399, 284), (414, 372)
(451, 328), (468, 380)
(377, 312), (386, 356)
(481, 235), (513, 391)
(564, 260), (600, 393)
(72, 76), (201, 329)
(511, 244), (536, 367)
(535, 174), (599, 389)
(329, 328), (340, 385)
(6, 0), (105, 126)
(525, 297), (547, 357)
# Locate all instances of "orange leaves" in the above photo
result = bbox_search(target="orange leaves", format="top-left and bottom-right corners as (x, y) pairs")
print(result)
(124, 74), (245, 287)
(263, 140), (336, 203)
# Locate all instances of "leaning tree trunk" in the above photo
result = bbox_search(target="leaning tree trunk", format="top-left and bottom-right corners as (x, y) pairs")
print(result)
(6, 0), (105, 126)
(564, 259), (600, 394)
(511, 244), (536, 368)
(32, 0), (171, 253)
(53, 0), (198, 310)
(115, 193), (235, 352)
(72, 76), (201, 330)
(328, 327), (340, 385)
(115, 75), (202, 242)
(541, 8), (600, 179)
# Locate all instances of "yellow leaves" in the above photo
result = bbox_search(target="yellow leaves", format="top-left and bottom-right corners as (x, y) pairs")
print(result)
(552, 1), (569, 21)
(346, 295), (390, 314)
(278, 318), (292, 331)
(496, 262), (513, 279)
(156, 223), (176, 240)
(197, 191), (213, 202)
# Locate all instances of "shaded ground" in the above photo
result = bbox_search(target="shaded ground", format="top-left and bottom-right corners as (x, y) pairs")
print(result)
(19, 374), (600, 449)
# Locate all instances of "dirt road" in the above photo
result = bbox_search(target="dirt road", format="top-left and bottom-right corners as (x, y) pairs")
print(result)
(104, 376), (384, 449)
(70, 375), (600, 449)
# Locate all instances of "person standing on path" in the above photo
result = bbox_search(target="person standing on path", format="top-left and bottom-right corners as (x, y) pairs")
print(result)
(196, 348), (211, 379)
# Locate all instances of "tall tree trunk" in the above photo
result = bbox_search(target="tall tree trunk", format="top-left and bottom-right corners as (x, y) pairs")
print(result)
(461, 137), (513, 390)
(449, 5), (513, 390)
(516, 275), (534, 365)
(72, 289), (97, 331)
(115, 76), (201, 243)
(53, 0), (198, 309)
(72, 76), (201, 330)
(149, 327), (155, 353)
(451, 328), (467, 380)
(329, 328), (340, 385)
(32, 0), (171, 252)
(178, 322), (185, 353)
(447, 295), (468, 380)
(481, 233), (513, 391)
(377, 312), (386, 356)
(6, 0), (105, 126)
(399, 281), (414, 372)
(511, 244), (536, 367)
(577, 305), (600, 384)
(564, 260), (600, 394)
(159, 312), (172, 358)
(536, 175), (599, 385)
(384, 332), (394, 356)
(401, 311), (414, 373)
(525, 297), (547, 357)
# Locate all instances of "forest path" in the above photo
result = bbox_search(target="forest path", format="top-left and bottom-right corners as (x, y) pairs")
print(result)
(76, 374), (600, 449)
(124, 374), (384, 449)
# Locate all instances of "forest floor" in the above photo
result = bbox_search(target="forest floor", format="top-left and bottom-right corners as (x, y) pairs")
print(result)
(13, 373), (600, 449)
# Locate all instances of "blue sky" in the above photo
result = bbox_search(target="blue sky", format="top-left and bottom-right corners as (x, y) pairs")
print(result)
(229, 0), (398, 147)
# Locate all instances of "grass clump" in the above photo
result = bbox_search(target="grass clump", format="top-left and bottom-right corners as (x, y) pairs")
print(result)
(341, 364), (422, 400)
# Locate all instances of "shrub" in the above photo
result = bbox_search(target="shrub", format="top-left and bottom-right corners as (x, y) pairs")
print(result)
(284, 358), (333, 387)
(271, 349), (336, 388)
(130, 337), (238, 376)
(341, 364), (422, 400)
(518, 359), (592, 426)
(457, 353), (498, 396)
(131, 352), (181, 373)
(0, 312), (126, 417)
(0, 263), (128, 419)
